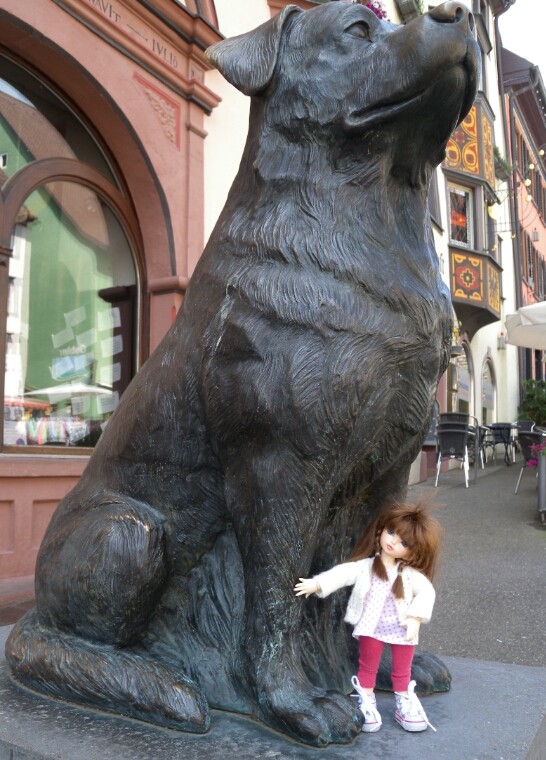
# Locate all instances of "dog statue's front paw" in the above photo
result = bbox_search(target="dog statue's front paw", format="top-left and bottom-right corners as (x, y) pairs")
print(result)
(256, 668), (363, 746)
(377, 648), (451, 694)
(410, 650), (452, 694)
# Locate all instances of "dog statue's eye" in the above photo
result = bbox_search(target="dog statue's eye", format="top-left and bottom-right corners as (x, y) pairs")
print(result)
(346, 21), (371, 40)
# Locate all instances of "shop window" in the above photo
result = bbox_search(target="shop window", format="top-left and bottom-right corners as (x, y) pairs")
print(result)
(448, 184), (474, 249)
(3, 181), (136, 448)
(522, 229), (539, 292)
(0, 60), (140, 451)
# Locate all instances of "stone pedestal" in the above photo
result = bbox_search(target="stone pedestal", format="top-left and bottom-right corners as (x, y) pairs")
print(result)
(1, 626), (546, 760)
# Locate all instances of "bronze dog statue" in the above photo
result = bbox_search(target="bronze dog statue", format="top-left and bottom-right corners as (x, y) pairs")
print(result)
(6, 1), (479, 747)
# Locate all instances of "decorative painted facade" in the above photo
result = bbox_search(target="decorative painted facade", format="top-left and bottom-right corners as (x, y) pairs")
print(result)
(444, 97), (503, 335)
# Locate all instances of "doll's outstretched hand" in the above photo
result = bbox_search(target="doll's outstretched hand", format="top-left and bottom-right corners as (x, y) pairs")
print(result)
(404, 617), (421, 641)
(294, 578), (320, 597)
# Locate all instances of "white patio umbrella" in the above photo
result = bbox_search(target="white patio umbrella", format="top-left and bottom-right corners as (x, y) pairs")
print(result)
(24, 383), (113, 400)
(505, 302), (546, 350)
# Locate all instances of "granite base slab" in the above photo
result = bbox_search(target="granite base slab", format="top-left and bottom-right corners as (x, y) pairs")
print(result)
(1, 626), (545, 760)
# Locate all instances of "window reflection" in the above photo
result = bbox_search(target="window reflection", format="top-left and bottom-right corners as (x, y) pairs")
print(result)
(4, 182), (136, 447)
(0, 57), (116, 184)
(0, 58), (136, 449)
(449, 185), (473, 248)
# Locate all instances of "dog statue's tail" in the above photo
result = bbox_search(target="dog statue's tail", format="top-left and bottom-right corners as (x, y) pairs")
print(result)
(5, 608), (211, 732)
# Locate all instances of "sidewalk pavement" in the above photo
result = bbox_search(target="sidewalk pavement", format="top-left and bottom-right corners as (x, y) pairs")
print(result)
(410, 456), (546, 669)
(1, 456), (545, 759)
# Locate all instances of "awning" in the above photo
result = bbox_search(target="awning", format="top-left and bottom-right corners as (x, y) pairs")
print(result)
(505, 302), (546, 350)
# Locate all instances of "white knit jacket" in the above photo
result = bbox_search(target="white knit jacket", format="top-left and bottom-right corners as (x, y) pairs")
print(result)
(314, 557), (435, 633)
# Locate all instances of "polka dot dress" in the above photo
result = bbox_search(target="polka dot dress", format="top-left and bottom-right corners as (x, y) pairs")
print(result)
(352, 563), (410, 645)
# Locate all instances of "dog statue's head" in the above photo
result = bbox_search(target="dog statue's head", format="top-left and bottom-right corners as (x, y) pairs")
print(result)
(207, 1), (480, 188)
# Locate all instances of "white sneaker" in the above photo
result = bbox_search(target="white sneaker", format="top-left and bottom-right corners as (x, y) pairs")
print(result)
(394, 680), (436, 732)
(351, 675), (382, 733)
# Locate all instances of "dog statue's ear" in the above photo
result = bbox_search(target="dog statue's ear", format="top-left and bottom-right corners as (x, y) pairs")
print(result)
(206, 5), (302, 95)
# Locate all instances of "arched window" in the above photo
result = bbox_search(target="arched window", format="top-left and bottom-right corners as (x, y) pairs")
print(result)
(481, 359), (496, 425)
(447, 342), (474, 416)
(1, 58), (141, 450)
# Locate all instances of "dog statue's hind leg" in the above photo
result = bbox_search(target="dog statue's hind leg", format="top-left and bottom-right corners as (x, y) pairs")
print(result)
(6, 492), (210, 733)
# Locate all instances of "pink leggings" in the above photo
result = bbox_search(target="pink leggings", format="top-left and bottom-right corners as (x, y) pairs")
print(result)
(357, 636), (415, 692)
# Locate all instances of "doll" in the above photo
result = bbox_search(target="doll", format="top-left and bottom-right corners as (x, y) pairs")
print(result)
(294, 501), (442, 733)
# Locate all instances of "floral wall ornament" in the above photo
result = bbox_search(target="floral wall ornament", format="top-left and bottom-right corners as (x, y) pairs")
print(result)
(354, 0), (389, 20)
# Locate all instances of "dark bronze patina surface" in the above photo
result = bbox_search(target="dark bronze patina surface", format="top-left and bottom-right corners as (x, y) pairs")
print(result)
(6, 1), (479, 747)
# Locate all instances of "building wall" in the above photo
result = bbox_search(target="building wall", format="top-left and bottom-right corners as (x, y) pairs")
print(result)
(0, 0), (222, 581)
(204, 0), (271, 239)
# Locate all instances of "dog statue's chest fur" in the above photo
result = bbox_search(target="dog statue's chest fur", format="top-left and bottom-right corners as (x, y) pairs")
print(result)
(184, 4), (464, 477)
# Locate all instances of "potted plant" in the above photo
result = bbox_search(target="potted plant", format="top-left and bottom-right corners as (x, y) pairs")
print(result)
(519, 379), (546, 427)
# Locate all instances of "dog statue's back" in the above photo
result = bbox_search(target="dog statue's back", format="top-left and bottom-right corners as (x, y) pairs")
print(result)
(6, 1), (479, 747)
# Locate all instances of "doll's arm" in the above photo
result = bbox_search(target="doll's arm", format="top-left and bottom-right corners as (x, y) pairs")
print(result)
(294, 561), (363, 599)
(294, 578), (322, 597)
(404, 617), (421, 641)
(407, 572), (436, 623)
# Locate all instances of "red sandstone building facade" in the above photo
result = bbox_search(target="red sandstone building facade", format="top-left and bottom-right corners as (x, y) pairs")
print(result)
(0, 0), (226, 586)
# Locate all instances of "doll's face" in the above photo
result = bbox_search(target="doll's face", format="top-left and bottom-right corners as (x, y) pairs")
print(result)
(379, 527), (411, 564)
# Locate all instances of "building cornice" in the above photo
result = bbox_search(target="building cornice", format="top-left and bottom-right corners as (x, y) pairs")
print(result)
(53, 0), (222, 112)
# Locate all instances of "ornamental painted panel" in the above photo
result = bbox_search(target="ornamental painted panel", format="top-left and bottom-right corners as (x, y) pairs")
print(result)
(451, 251), (484, 303)
(445, 106), (479, 176)
(481, 112), (495, 189)
(486, 260), (501, 315)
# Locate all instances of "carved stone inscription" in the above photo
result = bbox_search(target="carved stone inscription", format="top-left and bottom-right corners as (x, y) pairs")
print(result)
(82, 0), (180, 70)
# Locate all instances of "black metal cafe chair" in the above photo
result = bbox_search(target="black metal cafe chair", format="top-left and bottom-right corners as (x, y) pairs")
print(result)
(476, 425), (491, 468)
(485, 422), (516, 466)
(439, 413), (481, 470)
(439, 412), (470, 425)
(515, 430), (545, 494)
(435, 425), (470, 488)
(516, 419), (535, 433)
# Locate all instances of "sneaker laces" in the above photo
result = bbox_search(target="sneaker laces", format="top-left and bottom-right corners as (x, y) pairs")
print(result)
(398, 680), (437, 732)
(351, 676), (382, 724)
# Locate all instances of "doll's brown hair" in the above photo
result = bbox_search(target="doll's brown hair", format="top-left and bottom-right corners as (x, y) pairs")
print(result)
(349, 501), (443, 598)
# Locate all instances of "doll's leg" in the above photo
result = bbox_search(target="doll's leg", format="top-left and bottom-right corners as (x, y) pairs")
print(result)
(352, 637), (383, 732)
(392, 644), (436, 732)
(357, 636), (384, 690)
(390, 643), (415, 692)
